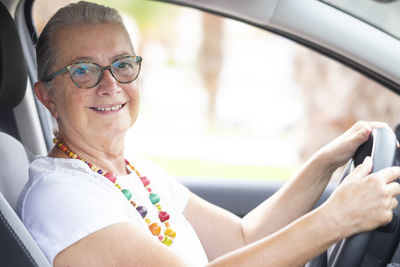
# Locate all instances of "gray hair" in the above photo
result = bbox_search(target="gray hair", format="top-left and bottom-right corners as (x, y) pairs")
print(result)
(36, 1), (127, 82)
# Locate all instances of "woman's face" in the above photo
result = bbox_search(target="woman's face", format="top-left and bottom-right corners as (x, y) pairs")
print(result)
(47, 23), (140, 142)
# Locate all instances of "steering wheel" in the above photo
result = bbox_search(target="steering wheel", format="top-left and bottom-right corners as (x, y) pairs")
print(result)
(307, 128), (400, 267)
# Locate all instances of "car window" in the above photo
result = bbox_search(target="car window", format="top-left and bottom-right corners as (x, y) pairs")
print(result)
(33, 0), (400, 181)
(320, 0), (400, 39)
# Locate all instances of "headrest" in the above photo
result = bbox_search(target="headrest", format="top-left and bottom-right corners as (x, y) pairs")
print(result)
(0, 2), (28, 112)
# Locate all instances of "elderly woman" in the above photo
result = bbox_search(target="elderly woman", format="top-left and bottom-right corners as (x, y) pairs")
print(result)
(17, 1), (400, 267)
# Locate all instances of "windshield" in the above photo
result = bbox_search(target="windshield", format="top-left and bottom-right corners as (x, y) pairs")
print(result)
(320, 0), (400, 39)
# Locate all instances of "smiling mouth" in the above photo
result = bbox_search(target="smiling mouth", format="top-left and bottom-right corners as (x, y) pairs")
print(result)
(90, 103), (126, 112)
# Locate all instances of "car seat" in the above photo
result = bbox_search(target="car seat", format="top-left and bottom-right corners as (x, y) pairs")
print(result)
(0, 1), (51, 266)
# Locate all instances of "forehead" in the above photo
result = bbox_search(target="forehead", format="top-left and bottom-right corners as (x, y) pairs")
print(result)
(53, 24), (134, 66)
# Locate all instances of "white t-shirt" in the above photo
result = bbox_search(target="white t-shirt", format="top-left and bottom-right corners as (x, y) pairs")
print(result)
(16, 156), (208, 266)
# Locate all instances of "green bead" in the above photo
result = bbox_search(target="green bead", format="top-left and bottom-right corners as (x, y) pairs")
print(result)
(149, 193), (160, 204)
(162, 236), (172, 246)
(121, 189), (132, 200)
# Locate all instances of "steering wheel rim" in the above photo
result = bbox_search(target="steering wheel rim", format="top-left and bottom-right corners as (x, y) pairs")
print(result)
(307, 128), (399, 267)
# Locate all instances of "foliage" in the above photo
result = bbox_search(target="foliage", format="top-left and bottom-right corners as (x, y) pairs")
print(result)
(146, 156), (294, 180)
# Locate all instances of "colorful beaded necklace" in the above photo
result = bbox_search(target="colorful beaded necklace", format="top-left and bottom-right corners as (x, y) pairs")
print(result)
(53, 137), (176, 246)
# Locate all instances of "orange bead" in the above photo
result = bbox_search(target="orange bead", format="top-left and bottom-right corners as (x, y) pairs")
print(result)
(149, 223), (161, 236)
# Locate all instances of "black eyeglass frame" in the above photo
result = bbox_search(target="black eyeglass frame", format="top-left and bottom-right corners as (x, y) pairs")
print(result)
(42, 55), (142, 89)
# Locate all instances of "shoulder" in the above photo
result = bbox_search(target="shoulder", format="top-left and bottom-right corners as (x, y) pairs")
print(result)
(17, 156), (124, 219)
(17, 156), (136, 263)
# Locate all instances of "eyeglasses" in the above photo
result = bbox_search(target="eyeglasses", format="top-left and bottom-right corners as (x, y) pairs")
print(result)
(42, 55), (142, 89)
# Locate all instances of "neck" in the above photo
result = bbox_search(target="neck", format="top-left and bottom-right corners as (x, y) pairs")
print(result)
(49, 130), (128, 176)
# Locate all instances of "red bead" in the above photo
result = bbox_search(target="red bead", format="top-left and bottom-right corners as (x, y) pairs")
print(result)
(159, 211), (170, 222)
(104, 172), (117, 183)
(140, 176), (150, 186)
(147, 187), (152, 193)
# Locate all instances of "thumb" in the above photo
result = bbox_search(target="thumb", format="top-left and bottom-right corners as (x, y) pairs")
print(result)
(347, 156), (373, 181)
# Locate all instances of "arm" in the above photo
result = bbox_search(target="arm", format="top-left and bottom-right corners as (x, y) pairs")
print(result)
(182, 154), (335, 261)
(184, 121), (394, 260)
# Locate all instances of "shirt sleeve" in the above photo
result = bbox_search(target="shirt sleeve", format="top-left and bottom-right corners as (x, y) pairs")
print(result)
(165, 175), (191, 213)
(20, 170), (133, 264)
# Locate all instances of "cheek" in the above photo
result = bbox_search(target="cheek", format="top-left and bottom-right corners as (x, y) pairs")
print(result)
(127, 85), (140, 108)
(58, 90), (91, 121)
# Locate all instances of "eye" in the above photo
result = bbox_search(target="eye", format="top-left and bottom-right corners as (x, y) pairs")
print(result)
(114, 61), (132, 70)
(71, 64), (90, 76)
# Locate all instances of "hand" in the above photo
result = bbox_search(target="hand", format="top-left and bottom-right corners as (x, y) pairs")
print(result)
(321, 156), (400, 238)
(314, 121), (391, 172)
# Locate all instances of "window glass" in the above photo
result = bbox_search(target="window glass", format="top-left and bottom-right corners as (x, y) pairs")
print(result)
(33, 0), (400, 181)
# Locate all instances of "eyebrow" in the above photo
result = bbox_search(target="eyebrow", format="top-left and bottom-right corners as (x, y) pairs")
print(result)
(68, 53), (134, 64)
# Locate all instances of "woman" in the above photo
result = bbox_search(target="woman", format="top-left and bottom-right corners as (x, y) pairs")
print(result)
(17, 1), (400, 266)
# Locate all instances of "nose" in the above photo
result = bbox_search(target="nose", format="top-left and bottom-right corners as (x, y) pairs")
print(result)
(96, 69), (122, 96)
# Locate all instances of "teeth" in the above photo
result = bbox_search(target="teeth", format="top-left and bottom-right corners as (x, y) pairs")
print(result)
(94, 104), (123, 111)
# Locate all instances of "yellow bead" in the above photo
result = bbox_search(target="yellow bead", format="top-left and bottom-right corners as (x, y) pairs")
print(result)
(165, 228), (176, 238)
(72, 154), (78, 159)
(145, 218), (151, 224)
(68, 152), (74, 157)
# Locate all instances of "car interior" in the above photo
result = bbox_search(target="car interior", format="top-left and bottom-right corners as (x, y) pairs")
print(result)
(1, 0), (400, 266)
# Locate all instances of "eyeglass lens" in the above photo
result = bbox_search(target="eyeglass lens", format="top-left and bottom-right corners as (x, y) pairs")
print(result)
(68, 56), (141, 88)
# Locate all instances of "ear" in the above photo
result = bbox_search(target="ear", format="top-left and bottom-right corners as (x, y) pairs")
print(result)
(34, 82), (59, 118)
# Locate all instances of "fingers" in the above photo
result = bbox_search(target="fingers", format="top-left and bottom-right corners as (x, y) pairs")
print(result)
(376, 166), (400, 183)
(351, 121), (391, 132)
(387, 181), (400, 197)
(349, 126), (371, 147)
(347, 121), (391, 147)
